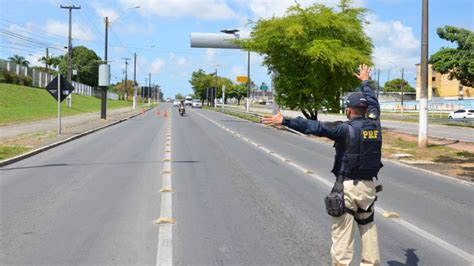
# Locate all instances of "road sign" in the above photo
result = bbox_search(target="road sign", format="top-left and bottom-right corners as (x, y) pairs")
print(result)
(46, 75), (75, 102)
(236, 76), (248, 83)
(260, 84), (269, 91)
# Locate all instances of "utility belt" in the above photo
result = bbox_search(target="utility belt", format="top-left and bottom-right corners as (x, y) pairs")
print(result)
(324, 175), (382, 225)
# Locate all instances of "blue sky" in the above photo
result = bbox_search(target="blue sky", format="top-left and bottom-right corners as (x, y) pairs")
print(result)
(1, 0), (473, 98)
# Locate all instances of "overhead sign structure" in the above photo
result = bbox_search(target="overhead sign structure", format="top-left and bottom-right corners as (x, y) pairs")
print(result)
(236, 76), (248, 83)
(46, 75), (75, 102)
(190, 33), (242, 49)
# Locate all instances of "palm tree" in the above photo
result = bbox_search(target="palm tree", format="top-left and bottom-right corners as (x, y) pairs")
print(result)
(8, 54), (30, 67)
(38, 54), (60, 72)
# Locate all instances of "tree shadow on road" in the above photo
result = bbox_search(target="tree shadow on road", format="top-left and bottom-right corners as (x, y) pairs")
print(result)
(387, 248), (419, 266)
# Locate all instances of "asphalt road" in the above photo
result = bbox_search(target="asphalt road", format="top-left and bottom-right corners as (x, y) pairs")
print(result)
(1, 104), (473, 265)
(241, 106), (474, 142)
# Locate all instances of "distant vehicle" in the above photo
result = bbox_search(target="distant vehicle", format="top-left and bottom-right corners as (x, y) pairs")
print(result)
(192, 99), (202, 108)
(184, 96), (193, 106)
(448, 109), (474, 119)
(173, 100), (181, 107)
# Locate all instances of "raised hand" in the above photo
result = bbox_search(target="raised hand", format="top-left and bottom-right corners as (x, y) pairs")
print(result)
(353, 64), (371, 81)
(261, 111), (283, 126)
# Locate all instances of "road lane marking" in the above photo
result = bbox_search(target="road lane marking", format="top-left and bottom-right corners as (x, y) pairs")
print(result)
(160, 187), (175, 193)
(194, 110), (474, 263)
(156, 118), (174, 266)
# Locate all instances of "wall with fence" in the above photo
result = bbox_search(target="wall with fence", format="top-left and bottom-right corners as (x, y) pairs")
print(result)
(0, 59), (118, 100)
(380, 98), (474, 112)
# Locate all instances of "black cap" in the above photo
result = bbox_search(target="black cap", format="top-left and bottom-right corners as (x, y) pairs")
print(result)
(345, 92), (368, 108)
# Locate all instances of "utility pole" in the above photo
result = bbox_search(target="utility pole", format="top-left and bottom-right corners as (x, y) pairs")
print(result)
(100, 17), (109, 119)
(401, 68), (404, 116)
(419, 0), (429, 148)
(45, 48), (49, 71)
(133, 53), (137, 109)
(123, 58), (130, 100)
(61, 4), (80, 108)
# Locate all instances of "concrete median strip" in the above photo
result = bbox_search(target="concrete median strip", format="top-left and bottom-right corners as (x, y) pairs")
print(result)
(195, 109), (474, 263)
(156, 118), (174, 266)
(0, 108), (155, 167)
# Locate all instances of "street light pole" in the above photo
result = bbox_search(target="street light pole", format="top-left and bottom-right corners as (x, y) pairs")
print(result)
(246, 50), (251, 112)
(133, 53), (137, 110)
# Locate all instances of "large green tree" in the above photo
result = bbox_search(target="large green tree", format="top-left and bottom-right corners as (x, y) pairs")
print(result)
(8, 54), (30, 67)
(58, 46), (101, 87)
(383, 78), (415, 93)
(238, 1), (372, 119)
(227, 83), (247, 105)
(189, 69), (234, 101)
(430, 26), (473, 87)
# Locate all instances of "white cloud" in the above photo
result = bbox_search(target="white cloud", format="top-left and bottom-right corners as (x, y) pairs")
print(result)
(204, 48), (216, 62)
(231, 66), (246, 76)
(120, 0), (237, 20)
(25, 53), (43, 68)
(241, 0), (366, 19)
(364, 14), (420, 74)
(94, 4), (119, 22)
(150, 58), (165, 74)
(176, 57), (191, 67)
(44, 20), (95, 41)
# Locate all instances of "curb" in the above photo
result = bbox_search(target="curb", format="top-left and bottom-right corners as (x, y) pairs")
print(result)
(0, 108), (153, 168)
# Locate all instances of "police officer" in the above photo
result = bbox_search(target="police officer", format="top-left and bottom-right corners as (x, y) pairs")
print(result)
(262, 64), (382, 265)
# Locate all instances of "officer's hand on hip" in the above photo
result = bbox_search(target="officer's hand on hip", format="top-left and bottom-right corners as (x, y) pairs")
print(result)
(353, 64), (371, 81)
(262, 111), (283, 126)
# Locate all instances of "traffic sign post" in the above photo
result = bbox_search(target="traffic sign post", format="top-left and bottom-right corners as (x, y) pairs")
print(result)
(46, 74), (75, 134)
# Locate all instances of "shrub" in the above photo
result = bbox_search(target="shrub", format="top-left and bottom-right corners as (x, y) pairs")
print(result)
(1, 71), (32, 86)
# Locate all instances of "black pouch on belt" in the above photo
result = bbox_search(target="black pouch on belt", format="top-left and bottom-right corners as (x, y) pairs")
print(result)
(324, 176), (345, 217)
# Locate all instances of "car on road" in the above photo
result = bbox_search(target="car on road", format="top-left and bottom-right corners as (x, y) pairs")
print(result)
(192, 99), (202, 108)
(173, 100), (181, 107)
(184, 96), (193, 106)
(448, 109), (474, 119)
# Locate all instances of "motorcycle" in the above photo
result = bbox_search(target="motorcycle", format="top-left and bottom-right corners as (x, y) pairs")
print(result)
(179, 106), (185, 116)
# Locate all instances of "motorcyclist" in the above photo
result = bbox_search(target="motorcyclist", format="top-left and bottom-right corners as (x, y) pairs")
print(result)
(179, 100), (185, 114)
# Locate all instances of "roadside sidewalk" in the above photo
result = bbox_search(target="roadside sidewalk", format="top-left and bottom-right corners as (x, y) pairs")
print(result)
(1, 107), (142, 140)
(0, 106), (153, 160)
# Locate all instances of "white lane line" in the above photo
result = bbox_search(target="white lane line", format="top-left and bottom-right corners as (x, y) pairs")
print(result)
(195, 110), (474, 263)
(156, 119), (173, 266)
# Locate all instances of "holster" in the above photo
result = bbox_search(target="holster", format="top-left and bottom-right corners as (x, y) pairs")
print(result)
(324, 175), (345, 217)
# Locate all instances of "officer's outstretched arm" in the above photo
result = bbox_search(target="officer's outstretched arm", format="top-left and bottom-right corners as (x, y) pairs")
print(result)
(282, 117), (344, 141)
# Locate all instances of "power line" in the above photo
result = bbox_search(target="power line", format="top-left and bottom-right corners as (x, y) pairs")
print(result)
(0, 29), (67, 52)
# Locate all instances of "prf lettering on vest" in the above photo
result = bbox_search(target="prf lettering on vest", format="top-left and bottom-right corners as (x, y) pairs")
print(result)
(363, 130), (379, 139)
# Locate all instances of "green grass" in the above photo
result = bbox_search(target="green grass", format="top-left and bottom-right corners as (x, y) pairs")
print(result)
(0, 145), (30, 160)
(0, 83), (135, 125)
